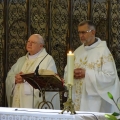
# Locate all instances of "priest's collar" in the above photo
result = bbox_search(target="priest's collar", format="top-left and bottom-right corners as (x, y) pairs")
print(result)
(84, 37), (101, 50)
(27, 48), (44, 59)
(89, 38), (98, 46)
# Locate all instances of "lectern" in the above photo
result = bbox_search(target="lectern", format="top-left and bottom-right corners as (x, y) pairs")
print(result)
(21, 70), (66, 109)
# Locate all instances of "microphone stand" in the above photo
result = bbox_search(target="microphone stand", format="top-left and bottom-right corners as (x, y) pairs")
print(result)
(33, 53), (55, 109)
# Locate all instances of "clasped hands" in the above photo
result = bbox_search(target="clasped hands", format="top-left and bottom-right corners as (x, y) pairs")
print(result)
(15, 72), (24, 84)
(74, 68), (85, 79)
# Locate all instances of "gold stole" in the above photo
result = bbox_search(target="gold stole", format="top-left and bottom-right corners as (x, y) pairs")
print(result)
(74, 79), (83, 110)
(74, 64), (84, 111)
(12, 58), (37, 107)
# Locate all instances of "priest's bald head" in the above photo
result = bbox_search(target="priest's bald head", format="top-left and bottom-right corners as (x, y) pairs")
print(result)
(26, 34), (45, 55)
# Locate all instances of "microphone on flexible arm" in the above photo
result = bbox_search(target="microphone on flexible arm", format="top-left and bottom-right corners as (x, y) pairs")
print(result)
(31, 54), (48, 108)
(34, 65), (39, 76)
(34, 54), (48, 76)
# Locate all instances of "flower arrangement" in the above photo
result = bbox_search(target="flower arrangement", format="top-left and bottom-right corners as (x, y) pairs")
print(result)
(105, 92), (120, 120)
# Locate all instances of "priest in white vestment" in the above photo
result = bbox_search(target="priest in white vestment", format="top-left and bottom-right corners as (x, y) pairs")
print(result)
(64, 20), (120, 113)
(6, 34), (60, 109)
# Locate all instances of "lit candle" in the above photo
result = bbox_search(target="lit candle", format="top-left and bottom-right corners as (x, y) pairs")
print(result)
(67, 51), (74, 86)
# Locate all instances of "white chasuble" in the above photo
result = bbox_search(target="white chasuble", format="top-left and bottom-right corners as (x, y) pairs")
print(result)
(64, 38), (120, 112)
(6, 48), (60, 109)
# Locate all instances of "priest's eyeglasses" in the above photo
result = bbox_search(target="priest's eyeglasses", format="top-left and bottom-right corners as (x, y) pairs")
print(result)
(78, 29), (92, 35)
(27, 41), (40, 45)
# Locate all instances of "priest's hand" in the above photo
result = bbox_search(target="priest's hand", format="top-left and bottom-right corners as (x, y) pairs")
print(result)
(15, 72), (24, 84)
(74, 68), (85, 79)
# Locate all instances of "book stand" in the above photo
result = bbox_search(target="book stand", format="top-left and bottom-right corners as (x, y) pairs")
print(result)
(21, 73), (66, 109)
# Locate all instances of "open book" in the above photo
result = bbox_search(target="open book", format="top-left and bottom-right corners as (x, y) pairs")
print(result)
(21, 69), (65, 91)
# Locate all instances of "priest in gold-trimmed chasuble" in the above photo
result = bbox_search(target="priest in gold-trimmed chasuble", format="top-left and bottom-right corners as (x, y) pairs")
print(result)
(6, 34), (60, 109)
(64, 20), (120, 113)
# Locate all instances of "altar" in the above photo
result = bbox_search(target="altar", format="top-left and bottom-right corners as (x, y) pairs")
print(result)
(0, 107), (107, 120)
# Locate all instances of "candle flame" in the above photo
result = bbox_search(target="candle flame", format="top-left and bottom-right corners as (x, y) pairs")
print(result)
(69, 51), (72, 54)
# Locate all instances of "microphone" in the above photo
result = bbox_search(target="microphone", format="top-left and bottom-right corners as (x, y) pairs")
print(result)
(34, 65), (39, 76)
(34, 54), (48, 76)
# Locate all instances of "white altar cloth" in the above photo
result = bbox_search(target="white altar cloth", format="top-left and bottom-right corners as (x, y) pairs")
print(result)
(0, 107), (106, 120)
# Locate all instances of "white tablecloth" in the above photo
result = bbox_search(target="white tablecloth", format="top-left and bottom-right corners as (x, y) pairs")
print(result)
(0, 107), (106, 120)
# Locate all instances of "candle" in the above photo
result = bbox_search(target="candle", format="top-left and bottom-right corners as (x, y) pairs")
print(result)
(67, 51), (74, 86)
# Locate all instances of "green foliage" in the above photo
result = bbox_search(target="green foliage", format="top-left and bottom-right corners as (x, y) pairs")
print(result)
(112, 112), (120, 116)
(105, 114), (118, 120)
(108, 92), (114, 100)
(105, 92), (120, 120)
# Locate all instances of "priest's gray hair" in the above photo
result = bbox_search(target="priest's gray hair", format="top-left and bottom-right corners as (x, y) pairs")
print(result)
(78, 20), (96, 30)
(34, 34), (45, 45)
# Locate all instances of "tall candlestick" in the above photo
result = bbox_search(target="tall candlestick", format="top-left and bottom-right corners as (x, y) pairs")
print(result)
(67, 51), (74, 86)
(61, 51), (76, 114)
